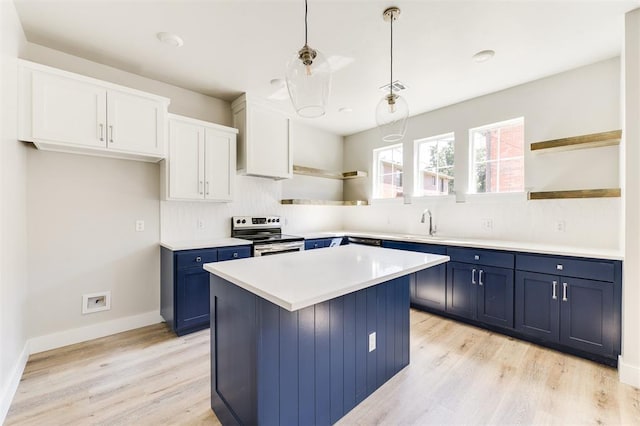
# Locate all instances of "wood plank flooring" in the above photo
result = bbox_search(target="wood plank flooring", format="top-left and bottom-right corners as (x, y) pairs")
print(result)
(6, 310), (640, 425)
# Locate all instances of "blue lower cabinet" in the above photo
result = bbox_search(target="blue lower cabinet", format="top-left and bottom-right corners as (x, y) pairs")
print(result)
(516, 270), (615, 357)
(446, 261), (514, 329)
(161, 245), (251, 336)
(305, 238), (335, 250)
(382, 240), (447, 312)
(210, 274), (410, 425)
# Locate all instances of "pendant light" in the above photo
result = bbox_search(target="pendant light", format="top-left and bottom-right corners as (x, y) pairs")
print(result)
(375, 7), (409, 142)
(285, 0), (331, 118)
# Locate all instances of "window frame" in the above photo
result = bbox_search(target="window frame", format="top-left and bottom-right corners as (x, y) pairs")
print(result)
(468, 117), (525, 195)
(413, 132), (455, 198)
(372, 143), (404, 200)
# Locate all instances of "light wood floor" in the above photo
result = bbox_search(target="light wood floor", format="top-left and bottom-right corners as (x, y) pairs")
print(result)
(6, 310), (640, 425)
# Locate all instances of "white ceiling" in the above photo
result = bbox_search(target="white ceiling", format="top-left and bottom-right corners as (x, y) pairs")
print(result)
(13, 0), (640, 136)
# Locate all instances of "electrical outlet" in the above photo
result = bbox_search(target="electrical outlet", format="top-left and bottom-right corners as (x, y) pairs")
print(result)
(556, 220), (566, 232)
(482, 218), (493, 231)
(197, 219), (205, 230)
(135, 220), (145, 232)
(82, 291), (111, 314)
(369, 332), (376, 352)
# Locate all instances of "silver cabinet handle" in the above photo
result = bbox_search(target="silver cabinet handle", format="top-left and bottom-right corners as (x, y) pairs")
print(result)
(471, 268), (477, 284)
(474, 255), (480, 260)
(195, 256), (202, 263)
(562, 282), (568, 302)
(109, 125), (114, 143)
(478, 270), (484, 286)
(552, 281), (558, 299)
(205, 181), (210, 195)
(233, 252), (238, 258)
(199, 181), (203, 195)
(556, 264), (563, 271)
(99, 123), (104, 141)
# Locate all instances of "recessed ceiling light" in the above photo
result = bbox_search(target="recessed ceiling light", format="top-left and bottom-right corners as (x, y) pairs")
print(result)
(157, 32), (184, 48)
(339, 107), (353, 113)
(473, 50), (495, 63)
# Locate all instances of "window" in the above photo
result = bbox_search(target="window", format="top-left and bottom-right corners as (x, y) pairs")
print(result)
(373, 144), (403, 199)
(469, 118), (524, 194)
(414, 132), (455, 196)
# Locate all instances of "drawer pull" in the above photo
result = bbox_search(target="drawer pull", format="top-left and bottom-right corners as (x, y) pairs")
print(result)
(478, 270), (484, 286)
(562, 282), (568, 302)
(472, 268), (477, 284)
(233, 252), (238, 258)
(474, 255), (480, 260)
(552, 281), (558, 300)
(195, 256), (202, 263)
(556, 264), (563, 271)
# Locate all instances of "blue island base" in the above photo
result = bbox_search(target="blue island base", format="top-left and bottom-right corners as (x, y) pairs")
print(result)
(209, 274), (411, 425)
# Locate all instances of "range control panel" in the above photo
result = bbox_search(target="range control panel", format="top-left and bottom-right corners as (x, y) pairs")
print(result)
(232, 216), (282, 229)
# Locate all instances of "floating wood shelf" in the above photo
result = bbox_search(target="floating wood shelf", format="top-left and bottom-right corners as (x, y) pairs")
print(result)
(528, 188), (621, 200)
(530, 130), (622, 152)
(293, 165), (368, 180)
(281, 199), (369, 206)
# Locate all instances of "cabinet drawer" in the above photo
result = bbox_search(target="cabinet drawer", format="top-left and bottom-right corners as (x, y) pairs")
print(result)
(382, 240), (447, 255)
(447, 247), (514, 268)
(516, 254), (615, 282)
(218, 246), (251, 261)
(176, 249), (218, 269)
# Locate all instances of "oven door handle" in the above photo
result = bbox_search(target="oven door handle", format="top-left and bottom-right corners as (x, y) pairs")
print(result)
(255, 242), (303, 252)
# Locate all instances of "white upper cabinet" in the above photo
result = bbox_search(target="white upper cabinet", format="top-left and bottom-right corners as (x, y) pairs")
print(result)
(164, 114), (237, 202)
(232, 94), (293, 180)
(19, 60), (169, 162)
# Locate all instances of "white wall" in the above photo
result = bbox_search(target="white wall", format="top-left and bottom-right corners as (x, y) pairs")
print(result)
(161, 121), (345, 241)
(0, 0), (28, 421)
(21, 44), (232, 349)
(343, 58), (621, 250)
(621, 8), (640, 388)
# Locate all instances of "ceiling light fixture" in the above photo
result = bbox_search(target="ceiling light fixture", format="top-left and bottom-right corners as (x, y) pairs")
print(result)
(375, 7), (409, 142)
(473, 49), (495, 63)
(156, 32), (184, 48)
(285, 0), (331, 118)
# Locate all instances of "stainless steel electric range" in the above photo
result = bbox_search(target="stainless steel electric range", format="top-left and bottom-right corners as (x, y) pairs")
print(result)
(231, 216), (304, 256)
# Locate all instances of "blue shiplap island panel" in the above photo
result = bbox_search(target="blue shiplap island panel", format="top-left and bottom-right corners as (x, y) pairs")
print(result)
(210, 274), (410, 426)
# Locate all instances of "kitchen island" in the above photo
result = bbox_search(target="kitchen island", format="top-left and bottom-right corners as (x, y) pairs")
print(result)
(203, 245), (449, 425)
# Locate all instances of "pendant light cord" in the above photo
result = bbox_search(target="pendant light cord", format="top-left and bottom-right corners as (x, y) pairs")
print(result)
(390, 15), (393, 97)
(305, 0), (308, 46)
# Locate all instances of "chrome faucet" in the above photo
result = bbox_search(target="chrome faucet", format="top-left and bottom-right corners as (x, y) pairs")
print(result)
(420, 208), (436, 236)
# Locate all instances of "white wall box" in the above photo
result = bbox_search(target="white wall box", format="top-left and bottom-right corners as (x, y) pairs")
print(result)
(231, 93), (293, 180)
(18, 60), (170, 162)
(162, 114), (238, 202)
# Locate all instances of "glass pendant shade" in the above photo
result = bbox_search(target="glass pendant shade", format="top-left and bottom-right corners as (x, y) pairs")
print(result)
(375, 93), (409, 142)
(285, 45), (331, 118)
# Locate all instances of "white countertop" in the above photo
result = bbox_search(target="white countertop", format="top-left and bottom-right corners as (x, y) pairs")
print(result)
(204, 244), (449, 311)
(296, 231), (623, 260)
(160, 238), (252, 251)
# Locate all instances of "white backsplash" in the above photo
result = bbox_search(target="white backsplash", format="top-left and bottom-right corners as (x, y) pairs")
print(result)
(161, 175), (344, 241)
(341, 195), (621, 250)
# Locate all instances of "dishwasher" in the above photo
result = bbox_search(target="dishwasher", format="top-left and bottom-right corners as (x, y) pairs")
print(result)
(347, 236), (382, 246)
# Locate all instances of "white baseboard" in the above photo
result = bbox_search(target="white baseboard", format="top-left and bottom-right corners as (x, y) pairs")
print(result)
(29, 310), (163, 354)
(619, 355), (640, 388)
(0, 341), (29, 424)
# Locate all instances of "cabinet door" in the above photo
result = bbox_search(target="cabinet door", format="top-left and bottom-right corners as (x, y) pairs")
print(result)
(560, 277), (614, 357)
(204, 128), (235, 201)
(477, 266), (514, 329)
(246, 105), (292, 179)
(413, 263), (446, 311)
(176, 268), (210, 332)
(107, 89), (164, 155)
(169, 120), (204, 200)
(32, 71), (107, 147)
(515, 271), (559, 342)
(446, 262), (476, 320)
